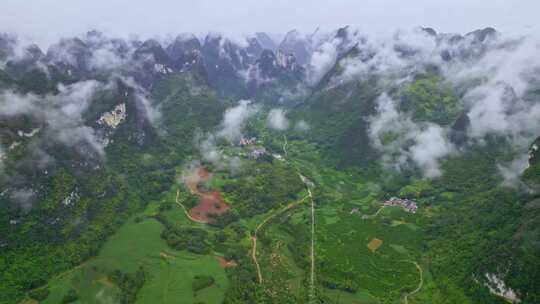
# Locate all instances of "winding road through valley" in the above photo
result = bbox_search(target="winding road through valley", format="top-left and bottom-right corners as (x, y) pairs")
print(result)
(250, 195), (310, 284)
(282, 136), (317, 303)
(249, 135), (317, 303)
(219, 136), (421, 303)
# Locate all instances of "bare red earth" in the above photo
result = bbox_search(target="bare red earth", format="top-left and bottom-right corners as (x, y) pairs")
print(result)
(183, 167), (230, 223)
(189, 191), (230, 222)
(214, 256), (238, 268)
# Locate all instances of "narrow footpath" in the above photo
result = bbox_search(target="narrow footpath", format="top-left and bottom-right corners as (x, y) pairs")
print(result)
(175, 189), (207, 224)
(403, 261), (423, 304)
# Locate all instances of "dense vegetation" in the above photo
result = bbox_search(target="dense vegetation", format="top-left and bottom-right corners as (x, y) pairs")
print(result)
(108, 267), (147, 304)
(1, 28), (539, 304)
(220, 161), (305, 217)
(401, 75), (461, 125)
(192, 275), (215, 292)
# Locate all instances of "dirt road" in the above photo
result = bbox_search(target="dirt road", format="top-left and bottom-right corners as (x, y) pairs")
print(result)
(403, 261), (423, 304)
(250, 196), (309, 284)
(175, 189), (207, 224)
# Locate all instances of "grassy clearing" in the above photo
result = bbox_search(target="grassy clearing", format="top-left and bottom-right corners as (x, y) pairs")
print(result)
(136, 252), (227, 304)
(41, 205), (228, 304)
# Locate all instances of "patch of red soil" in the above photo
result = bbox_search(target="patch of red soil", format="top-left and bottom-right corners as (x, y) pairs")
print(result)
(215, 256), (238, 268)
(183, 166), (229, 223)
(189, 191), (230, 223)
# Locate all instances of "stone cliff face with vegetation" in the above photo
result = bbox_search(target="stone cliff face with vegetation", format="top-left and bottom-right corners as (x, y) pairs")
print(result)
(0, 27), (539, 304)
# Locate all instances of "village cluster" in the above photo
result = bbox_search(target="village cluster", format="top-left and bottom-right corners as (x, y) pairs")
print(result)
(351, 197), (419, 219)
(383, 197), (418, 213)
(238, 137), (284, 161)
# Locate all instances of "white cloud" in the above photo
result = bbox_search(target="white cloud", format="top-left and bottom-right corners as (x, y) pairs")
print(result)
(307, 37), (341, 85)
(88, 43), (131, 71)
(0, 90), (38, 116)
(120, 76), (161, 127)
(193, 99), (260, 171)
(267, 108), (289, 130)
(294, 119), (310, 132)
(409, 125), (454, 178)
(9, 188), (36, 211)
(368, 93), (455, 178)
(351, 30), (540, 180)
(194, 130), (244, 172)
(460, 38), (540, 145)
(331, 29), (441, 85)
(198, 133), (222, 165)
(137, 93), (161, 125)
(0, 80), (106, 155)
(217, 99), (258, 142)
(497, 154), (529, 188)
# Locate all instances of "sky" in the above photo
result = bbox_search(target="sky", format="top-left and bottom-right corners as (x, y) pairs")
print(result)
(1, 0), (540, 47)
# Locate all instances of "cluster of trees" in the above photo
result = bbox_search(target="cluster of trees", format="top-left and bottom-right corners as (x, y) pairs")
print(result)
(401, 74), (461, 125)
(108, 267), (146, 304)
(321, 276), (359, 294)
(61, 288), (79, 304)
(28, 287), (50, 301)
(192, 275), (215, 292)
(398, 178), (434, 199)
(153, 205), (213, 255)
(182, 192), (200, 209)
(221, 162), (304, 217)
(208, 211), (239, 228)
(160, 225), (211, 255)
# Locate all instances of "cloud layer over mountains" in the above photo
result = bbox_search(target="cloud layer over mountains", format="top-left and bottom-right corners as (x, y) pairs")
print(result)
(0, 80), (107, 157)
(1, 1), (539, 48)
(1, 24), (540, 187)
(301, 27), (540, 182)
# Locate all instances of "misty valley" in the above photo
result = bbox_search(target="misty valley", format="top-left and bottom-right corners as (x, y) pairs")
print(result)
(0, 25), (539, 304)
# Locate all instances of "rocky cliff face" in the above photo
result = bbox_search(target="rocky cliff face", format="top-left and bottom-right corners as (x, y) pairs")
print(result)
(278, 30), (311, 65)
